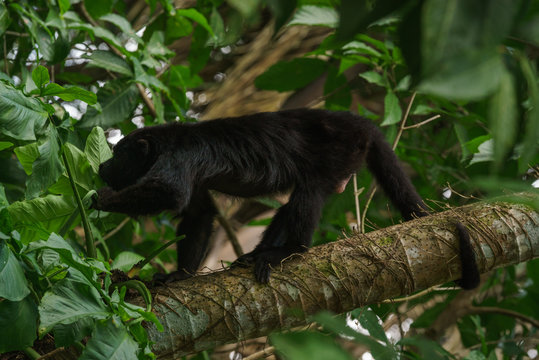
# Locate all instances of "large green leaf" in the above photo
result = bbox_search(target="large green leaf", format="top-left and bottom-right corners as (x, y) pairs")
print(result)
(25, 125), (64, 199)
(0, 241), (30, 301)
(8, 194), (77, 244)
(176, 8), (214, 36)
(0, 82), (48, 141)
(0, 296), (38, 352)
(39, 276), (109, 335)
(79, 318), (139, 360)
(85, 126), (113, 174)
(42, 83), (97, 104)
(419, 0), (519, 100)
(14, 142), (39, 175)
(255, 58), (327, 92)
(488, 69), (517, 167)
(418, 51), (505, 100)
(77, 81), (139, 130)
(84, 50), (133, 77)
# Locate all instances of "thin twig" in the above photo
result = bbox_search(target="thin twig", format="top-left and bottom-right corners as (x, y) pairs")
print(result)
(353, 174), (362, 232)
(243, 346), (275, 360)
(101, 217), (131, 242)
(360, 92), (417, 232)
(210, 194), (244, 257)
(402, 114), (441, 130)
(470, 306), (539, 328)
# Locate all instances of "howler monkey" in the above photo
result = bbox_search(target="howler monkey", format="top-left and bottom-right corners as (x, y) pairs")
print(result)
(94, 109), (479, 288)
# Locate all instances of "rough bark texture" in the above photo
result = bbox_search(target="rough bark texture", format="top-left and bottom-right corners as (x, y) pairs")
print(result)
(133, 196), (539, 358)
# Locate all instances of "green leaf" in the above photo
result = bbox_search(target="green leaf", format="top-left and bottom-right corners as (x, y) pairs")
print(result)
(0, 241), (30, 301)
(58, 0), (71, 14)
(381, 90), (402, 126)
(77, 80), (139, 130)
(53, 317), (95, 347)
(62, 143), (94, 192)
(32, 65), (50, 89)
(25, 125), (64, 199)
(0, 141), (13, 151)
(0, 82), (48, 141)
(8, 195), (77, 244)
(358, 309), (388, 344)
(419, 0), (520, 100)
(255, 58), (327, 92)
(266, 0), (297, 31)
(42, 83), (97, 104)
(311, 311), (396, 359)
(289, 5), (339, 27)
(0, 296), (38, 352)
(519, 54), (539, 172)
(0, 3), (12, 36)
(488, 69), (518, 168)
(85, 126), (113, 174)
(14, 142), (39, 175)
(39, 277), (109, 335)
(100, 14), (140, 43)
(176, 8), (214, 36)
(35, 27), (70, 65)
(84, 0), (113, 19)
(84, 50), (133, 77)
(79, 318), (139, 360)
(399, 336), (454, 360)
(418, 52), (505, 100)
(271, 331), (352, 360)
(359, 71), (386, 87)
(112, 251), (144, 272)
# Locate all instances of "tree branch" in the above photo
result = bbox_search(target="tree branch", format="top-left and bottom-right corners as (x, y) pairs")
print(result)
(130, 194), (539, 358)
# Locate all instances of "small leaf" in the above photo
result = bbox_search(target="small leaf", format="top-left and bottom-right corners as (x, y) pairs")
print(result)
(381, 90), (402, 126)
(84, 50), (133, 77)
(85, 127), (113, 174)
(32, 65), (50, 89)
(359, 71), (386, 87)
(227, 0), (260, 18)
(112, 252), (144, 272)
(0, 141), (13, 151)
(358, 309), (388, 344)
(77, 80), (139, 130)
(42, 83), (97, 104)
(14, 142), (39, 175)
(176, 8), (214, 36)
(271, 331), (352, 360)
(289, 5), (339, 28)
(25, 125), (64, 199)
(255, 58), (327, 92)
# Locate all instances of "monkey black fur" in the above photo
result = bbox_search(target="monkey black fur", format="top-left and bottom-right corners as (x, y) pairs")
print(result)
(94, 109), (479, 288)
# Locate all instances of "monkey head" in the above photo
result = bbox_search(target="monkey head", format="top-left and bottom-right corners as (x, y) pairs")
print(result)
(98, 130), (158, 190)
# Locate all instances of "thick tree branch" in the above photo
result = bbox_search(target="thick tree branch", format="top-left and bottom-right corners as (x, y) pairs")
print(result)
(131, 194), (538, 358)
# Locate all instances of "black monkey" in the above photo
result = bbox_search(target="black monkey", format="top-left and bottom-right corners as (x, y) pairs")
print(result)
(94, 109), (479, 288)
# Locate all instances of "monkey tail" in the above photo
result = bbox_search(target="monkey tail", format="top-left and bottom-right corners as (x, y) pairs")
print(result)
(365, 128), (480, 289)
(365, 131), (429, 220)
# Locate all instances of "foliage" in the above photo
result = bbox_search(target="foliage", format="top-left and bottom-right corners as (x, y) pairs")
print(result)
(0, 0), (537, 359)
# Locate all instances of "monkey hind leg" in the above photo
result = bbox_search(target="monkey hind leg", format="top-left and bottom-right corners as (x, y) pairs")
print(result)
(454, 223), (480, 290)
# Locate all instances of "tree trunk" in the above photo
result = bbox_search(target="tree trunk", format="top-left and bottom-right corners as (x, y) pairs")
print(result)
(132, 195), (539, 358)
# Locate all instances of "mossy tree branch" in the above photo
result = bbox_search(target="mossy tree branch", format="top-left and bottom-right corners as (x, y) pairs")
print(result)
(130, 194), (539, 358)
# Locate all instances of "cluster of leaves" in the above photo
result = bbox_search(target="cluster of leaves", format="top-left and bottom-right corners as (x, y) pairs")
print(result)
(0, 0), (537, 359)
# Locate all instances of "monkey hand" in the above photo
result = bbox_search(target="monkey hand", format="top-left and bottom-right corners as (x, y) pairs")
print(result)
(90, 187), (115, 211)
(233, 245), (307, 283)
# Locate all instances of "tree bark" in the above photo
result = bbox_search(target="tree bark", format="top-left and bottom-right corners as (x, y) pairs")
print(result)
(132, 195), (539, 358)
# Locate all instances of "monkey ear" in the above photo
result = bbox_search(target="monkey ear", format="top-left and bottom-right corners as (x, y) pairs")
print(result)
(136, 139), (150, 156)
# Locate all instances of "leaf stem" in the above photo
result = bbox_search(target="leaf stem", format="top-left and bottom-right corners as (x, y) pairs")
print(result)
(61, 151), (96, 258)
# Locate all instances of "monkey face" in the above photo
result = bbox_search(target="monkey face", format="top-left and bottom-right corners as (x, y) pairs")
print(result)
(99, 134), (156, 190)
